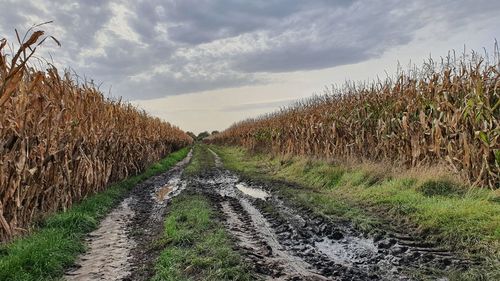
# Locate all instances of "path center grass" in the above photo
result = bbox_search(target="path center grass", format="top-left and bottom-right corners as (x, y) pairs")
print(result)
(183, 144), (215, 176)
(0, 147), (190, 281)
(153, 144), (250, 281)
(153, 194), (250, 281)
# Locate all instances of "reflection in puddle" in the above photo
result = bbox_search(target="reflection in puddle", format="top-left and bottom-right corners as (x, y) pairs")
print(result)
(236, 183), (270, 200)
(153, 176), (185, 204)
(315, 237), (377, 266)
(156, 185), (173, 201)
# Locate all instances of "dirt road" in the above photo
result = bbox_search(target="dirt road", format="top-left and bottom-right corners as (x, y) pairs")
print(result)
(65, 147), (466, 280)
(65, 150), (192, 281)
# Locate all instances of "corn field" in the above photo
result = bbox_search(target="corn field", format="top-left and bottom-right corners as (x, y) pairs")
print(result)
(0, 31), (192, 241)
(210, 50), (500, 189)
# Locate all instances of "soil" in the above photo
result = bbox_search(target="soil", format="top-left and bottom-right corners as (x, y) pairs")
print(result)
(191, 150), (469, 280)
(64, 150), (192, 281)
(65, 148), (469, 280)
(65, 198), (136, 281)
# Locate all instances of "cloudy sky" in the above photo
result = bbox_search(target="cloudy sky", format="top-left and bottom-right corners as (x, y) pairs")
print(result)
(0, 1), (499, 133)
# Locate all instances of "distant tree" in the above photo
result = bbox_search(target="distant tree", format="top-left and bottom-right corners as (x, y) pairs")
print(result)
(186, 131), (197, 140)
(197, 131), (210, 141)
(211, 130), (219, 135)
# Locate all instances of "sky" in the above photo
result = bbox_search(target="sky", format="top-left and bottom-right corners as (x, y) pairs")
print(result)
(0, 1), (499, 134)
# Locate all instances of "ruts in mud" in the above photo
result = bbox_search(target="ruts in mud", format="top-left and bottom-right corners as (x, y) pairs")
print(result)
(189, 150), (468, 281)
(66, 147), (468, 281)
(65, 150), (192, 281)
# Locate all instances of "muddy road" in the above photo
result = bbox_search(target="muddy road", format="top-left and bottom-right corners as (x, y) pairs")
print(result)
(191, 149), (467, 280)
(65, 147), (467, 280)
(65, 150), (192, 281)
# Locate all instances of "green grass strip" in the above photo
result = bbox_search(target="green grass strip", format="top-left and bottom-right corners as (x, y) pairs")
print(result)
(183, 144), (215, 176)
(210, 145), (500, 280)
(0, 147), (190, 281)
(153, 194), (251, 281)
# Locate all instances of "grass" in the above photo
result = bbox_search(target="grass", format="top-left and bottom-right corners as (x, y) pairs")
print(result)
(153, 194), (251, 281)
(210, 145), (500, 279)
(183, 144), (215, 176)
(210, 145), (380, 231)
(0, 147), (190, 281)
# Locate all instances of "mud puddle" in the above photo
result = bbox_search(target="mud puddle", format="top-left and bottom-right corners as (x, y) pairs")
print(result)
(236, 183), (270, 200)
(156, 184), (173, 202)
(192, 150), (468, 281)
(65, 150), (192, 281)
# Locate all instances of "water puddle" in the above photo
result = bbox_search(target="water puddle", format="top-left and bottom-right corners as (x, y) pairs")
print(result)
(151, 149), (192, 205)
(156, 184), (173, 201)
(149, 167), (189, 225)
(315, 237), (377, 266)
(236, 183), (270, 200)
(152, 177), (184, 204)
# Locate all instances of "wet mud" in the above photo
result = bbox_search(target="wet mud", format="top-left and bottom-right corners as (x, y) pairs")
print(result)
(188, 151), (469, 281)
(64, 150), (192, 281)
(65, 147), (469, 281)
(126, 150), (191, 280)
(65, 198), (136, 281)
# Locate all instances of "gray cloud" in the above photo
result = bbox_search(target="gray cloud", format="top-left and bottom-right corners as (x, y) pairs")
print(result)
(115, 70), (260, 100)
(0, 0), (498, 100)
(160, 0), (350, 45)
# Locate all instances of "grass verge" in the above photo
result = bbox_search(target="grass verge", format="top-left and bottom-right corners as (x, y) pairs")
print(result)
(183, 144), (215, 176)
(210, 145), (500, 280)
(0, 147), (191, 281)
(152, 193), (250, 281)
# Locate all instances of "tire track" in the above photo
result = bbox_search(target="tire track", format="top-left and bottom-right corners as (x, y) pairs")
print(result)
(64, 150), (192, 281)
(192, 149), (468, 280)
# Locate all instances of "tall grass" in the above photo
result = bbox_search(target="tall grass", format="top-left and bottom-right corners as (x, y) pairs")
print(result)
(0, 29), (192, 241)
(210, 48), (499, 189)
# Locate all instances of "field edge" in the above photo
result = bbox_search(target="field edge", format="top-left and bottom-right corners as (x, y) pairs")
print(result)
(210, 144), (500, 280)
(0, 147), (191, 281)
